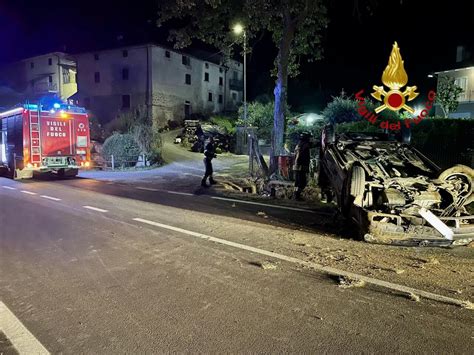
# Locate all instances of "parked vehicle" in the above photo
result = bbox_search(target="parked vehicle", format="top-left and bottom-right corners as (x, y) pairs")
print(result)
(318, 126), (474, 246)
(0, 102), (91, 179)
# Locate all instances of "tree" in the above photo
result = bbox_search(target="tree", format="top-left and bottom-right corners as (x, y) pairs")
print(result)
(157, 0), (328, 172)
(436, 76), (464, 118)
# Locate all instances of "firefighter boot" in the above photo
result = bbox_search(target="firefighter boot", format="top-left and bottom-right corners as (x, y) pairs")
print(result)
(201, 178), (208, 187)
(209, 177), (217, 185)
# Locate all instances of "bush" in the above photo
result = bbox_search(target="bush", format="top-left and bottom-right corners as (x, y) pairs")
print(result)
(322, 96), (401, 124)
(210, 115), (236, 134)
(102, 133), (141, 168)
(238, 101), (291, 141)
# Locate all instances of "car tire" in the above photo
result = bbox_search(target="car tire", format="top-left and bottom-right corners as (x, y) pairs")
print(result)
(438, 164), (474, 205)
(350, 165), (366, 197)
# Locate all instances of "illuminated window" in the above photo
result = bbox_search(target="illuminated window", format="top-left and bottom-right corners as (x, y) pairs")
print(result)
(185, 74), (191, 85)
(454, 77), (468, 100)
(122, 95), (131, 109)
(204, 72), (209, 82)
(63, 70), (70, 84)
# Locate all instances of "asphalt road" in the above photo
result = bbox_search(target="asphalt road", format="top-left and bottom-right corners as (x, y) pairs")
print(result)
(0, 176), (473, 353)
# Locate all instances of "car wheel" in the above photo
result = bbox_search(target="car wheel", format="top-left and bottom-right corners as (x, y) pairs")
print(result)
(438, 164), (474, 205)
(350, 165), (366, 197)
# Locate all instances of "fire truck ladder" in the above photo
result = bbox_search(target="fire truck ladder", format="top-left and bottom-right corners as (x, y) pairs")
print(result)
(30, 108), (42, 164)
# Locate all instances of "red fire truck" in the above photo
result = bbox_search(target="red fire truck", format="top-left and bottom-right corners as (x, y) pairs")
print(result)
(0, 102), (90, 179)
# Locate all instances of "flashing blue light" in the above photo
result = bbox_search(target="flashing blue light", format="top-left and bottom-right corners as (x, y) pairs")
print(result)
(53, 103), (61, 109)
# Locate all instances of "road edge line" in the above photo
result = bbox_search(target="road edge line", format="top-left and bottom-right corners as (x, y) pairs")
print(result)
(210, 196), (324, 214)
(132, 217), (472, 309)
(0, 301), (50, 354)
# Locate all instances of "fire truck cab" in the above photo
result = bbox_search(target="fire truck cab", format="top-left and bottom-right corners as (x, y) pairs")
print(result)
(0, 102), (91, 179)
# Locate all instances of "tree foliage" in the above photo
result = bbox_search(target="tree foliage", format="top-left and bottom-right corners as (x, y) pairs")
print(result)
(157, 0), (328, 171)
(436, 76), (464, 118)
(238, 101), (291, 141)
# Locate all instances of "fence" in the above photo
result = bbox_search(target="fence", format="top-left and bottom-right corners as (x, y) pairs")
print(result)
(98, 154), (149, 170)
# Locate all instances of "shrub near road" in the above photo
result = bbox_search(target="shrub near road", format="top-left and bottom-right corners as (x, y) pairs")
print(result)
(102, 133), (141, 168)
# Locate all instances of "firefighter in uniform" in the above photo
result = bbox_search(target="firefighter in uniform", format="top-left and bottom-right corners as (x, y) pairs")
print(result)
(201, 137), (217, 187)
(293, 133), (313, 200)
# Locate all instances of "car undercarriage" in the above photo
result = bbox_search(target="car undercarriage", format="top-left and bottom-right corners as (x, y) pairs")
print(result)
(319, 131), (474, 247)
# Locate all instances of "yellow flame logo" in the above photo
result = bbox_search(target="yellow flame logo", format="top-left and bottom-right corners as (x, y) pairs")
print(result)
(381, 42), (408, 90)
(371, 42), (418, 113)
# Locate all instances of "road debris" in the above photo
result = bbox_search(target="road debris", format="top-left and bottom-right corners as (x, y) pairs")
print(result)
(338, 276), (366, 288)
(407, 293), (421, 302)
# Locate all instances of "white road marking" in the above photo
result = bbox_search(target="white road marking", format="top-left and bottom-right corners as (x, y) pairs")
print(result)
(20, 190), (36, 195)
(1, 186), (16, 190)
(83, 206), (108, 213)
(133, 217), (471, 308)
(210, 196), (319, 214)
(40, 195), (61, 201)
(136, 186), (159, 192)
(167, 191), (194, 196)
(0, 301), (50, 354)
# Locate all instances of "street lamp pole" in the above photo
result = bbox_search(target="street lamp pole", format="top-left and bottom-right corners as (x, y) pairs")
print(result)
(243, 30), (247, 129)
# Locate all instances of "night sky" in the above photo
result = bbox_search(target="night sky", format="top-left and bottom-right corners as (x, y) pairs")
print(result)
(1, 0), (472, 112)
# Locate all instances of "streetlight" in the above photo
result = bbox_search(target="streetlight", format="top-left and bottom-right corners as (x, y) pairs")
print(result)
(233, 23), (247, 129)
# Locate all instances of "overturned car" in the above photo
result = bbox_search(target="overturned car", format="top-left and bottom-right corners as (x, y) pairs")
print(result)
(318, 128), (474, 246)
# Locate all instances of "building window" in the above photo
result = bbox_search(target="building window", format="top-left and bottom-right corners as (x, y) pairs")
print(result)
(48, 75), (53, 83)
(122, 68), (129, 80)
(233, 71), (238, 80)
(182, 55), (190, 66)
(165, 50), (171, 58)
(454, 77), (468, 100)
(184, 101), (191, 118)
(94, 72), (100, 83)
(48, 58), (52, 66)
(63, 70), (71, 84)
(219, 68), (224, 73)
(185, 74), (191, 85)
(232, 92), (237, 100)
(83, 97), (91, 109)
(208, 92), (213, 102)
(122, 50), (128, 57)
(122, 95), (131, 109)
(30, 62), (34, 69)
(218, 94), (223, 104)
(94, 53), (99, 61)
(205, 63), (209, 69)
(204, 72), (209, 82)
(219, 77), (223, 86)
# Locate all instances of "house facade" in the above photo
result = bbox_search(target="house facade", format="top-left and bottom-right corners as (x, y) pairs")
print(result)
(434, 46), (473, 118)
(435, 65), (474, 118)
(75, 44), (243, 127)
(0, 52), (77, 103)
